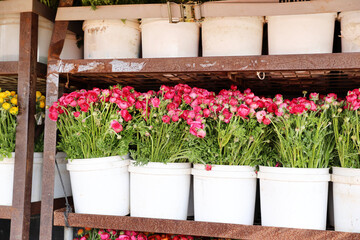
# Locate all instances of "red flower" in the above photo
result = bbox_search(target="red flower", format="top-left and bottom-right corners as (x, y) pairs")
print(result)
(73, 111), (80, 118)
(49, 111), (59, 121)
(121, 110), (132, 122)
(237, 104), (250, 118)
(172, 115), (179, 122)
(111, 120), (123, 133)
(162, 115), (171, 124)
(80, 102), (90, 112)
(205, 164), (212, 171)
(262, 117), (271, 125)
(151, 97), (160, 108)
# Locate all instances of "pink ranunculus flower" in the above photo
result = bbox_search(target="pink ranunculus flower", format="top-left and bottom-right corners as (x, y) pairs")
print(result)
(111, 120), (123, 133)
(255, 110), (266, 123)
(73, 111), (80, 118)
(121, 110), (132, 122)
(100, 233), (110, 240)
(162, 115), (171, 124)
(172, 115), (179, 122)
(205, 164), (212, 171)
(196, 129), (206, 138)
(151, 97), (160, 107)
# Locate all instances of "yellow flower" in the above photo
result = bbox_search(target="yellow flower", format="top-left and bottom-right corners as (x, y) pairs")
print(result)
(0, 92), (6, 98)
(0, 98), (3, 104)
(10, 98), (17, 105)
(9, 107), (18, 115)
(2, 102), (11, 110)
(36, 91), (42, 99)
(10, 91), (16, 96)
(39, 101), (45, 109)
(5, 91), (11, 97)
(40, 95), (46, 101)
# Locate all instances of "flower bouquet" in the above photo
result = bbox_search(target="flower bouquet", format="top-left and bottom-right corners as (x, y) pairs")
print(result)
(184, 86), (269, 225)
(258, 92), (335, 230)
(49, 86), (137, 216)
(128, 84), (207, 220)
(330, 88), (360, 232)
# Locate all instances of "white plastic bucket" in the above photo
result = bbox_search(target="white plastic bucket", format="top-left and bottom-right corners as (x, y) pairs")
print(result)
(332, 167), (360, 233)
(54, 152), (72, 198)
(258, 166), (330, 230)
(339, 11), (360, 53)
(67, 155), (130, 215)
(61, 31), (84, 60)
(267, 13), (337, 55)
(192, 164), (257, 224)
(83, 19), (140, 59)
(0, 14), (81, 63)
(129, 161), (191, 220)
(141, 18), (199, 58)
(202, 17), (264, 57)
(0, 152), (43, 205)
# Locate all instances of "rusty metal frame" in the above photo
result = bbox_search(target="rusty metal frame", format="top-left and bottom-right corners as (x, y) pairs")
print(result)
(53, 208), (360, 240)
(8, 12), (38, 240)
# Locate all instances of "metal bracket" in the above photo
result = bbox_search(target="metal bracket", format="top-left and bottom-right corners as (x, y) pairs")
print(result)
(167, 1), (197, 23)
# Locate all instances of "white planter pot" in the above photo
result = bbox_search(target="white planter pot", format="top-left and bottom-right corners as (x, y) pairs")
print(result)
(129, 161), (191, 220)
(339, 11), (360, 53)
(0, 13), (82, 63)
(192, 164), (257, 224)
(267, 13), (337, 55)
(83, 19), (140, 59)
(0, 152), (74, 206)
(141, 18), (199, 58)
(258, 166), (330, 230)
(54, 152), (72, 198)
(332, 167), (360, 233)
(202, 17), (264, 57)
(0, 152), (42, 205)
(67, 155), (130, 215)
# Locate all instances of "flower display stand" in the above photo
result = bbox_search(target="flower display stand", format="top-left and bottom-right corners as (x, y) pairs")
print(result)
(39, 0), (360, 240)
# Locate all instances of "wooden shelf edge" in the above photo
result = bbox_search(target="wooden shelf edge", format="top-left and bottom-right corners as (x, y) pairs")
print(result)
(48, 53), (360, 75)
(53, 208), (360, 240)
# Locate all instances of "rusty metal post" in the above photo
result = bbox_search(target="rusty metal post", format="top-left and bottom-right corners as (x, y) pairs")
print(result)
(39, 0), (74, 239)
(9, 12), (38, 240)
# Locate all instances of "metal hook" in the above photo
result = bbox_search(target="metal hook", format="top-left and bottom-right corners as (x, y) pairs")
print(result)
(256, 72), (265, 80)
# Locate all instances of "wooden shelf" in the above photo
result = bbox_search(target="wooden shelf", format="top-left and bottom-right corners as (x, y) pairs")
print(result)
(53, 208), (360, 240)
(49, 53), (360, 94)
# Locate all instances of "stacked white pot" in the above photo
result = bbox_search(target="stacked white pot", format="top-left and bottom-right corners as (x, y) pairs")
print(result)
(0, 152), (72, 206)
(0, 13), (83, 63)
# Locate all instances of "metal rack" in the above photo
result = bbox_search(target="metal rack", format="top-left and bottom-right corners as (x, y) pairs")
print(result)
(40, 0), (360, 239)
(0, 1), (74, 239)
